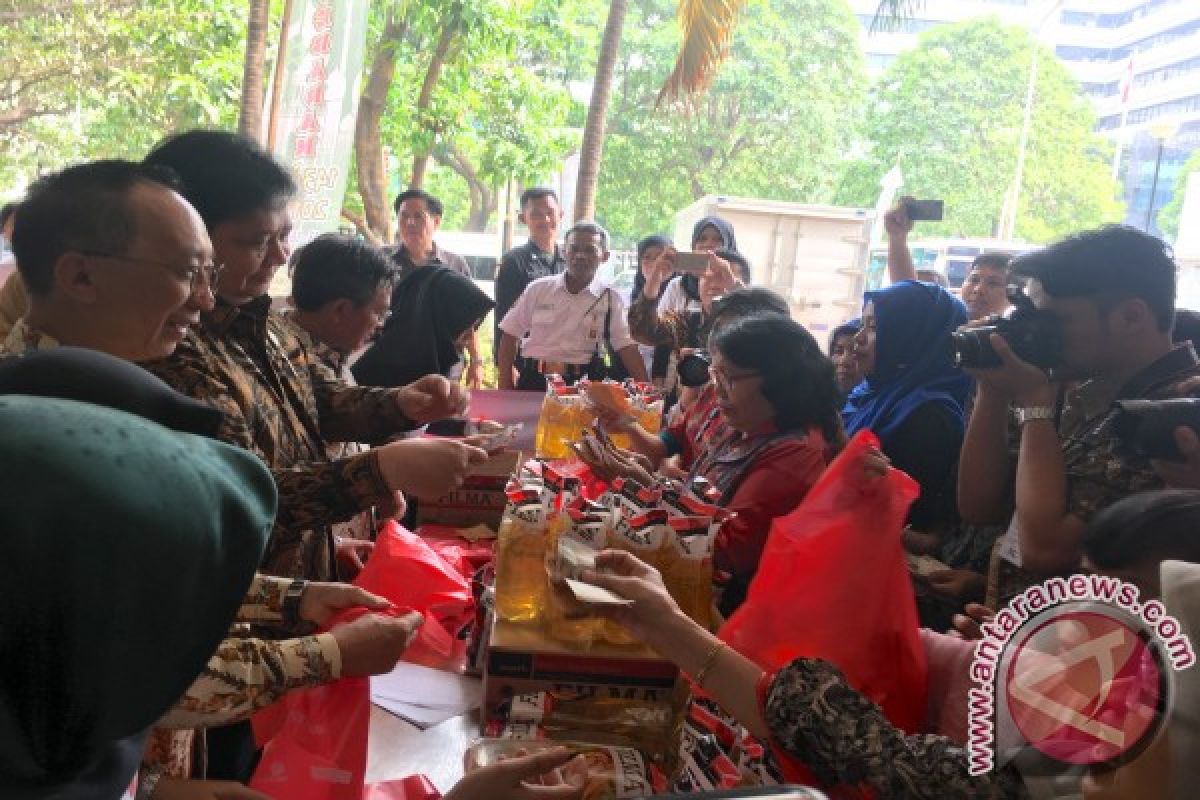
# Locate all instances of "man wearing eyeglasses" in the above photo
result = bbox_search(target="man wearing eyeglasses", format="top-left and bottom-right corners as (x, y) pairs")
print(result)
(2, 160), (217, 361)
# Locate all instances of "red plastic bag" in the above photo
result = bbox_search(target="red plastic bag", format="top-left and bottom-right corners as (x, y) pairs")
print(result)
(720, 429), (928, 741)
(353, 522), (474, 668)
(363, 775), (442, 800)
(249, 608), (373, 800)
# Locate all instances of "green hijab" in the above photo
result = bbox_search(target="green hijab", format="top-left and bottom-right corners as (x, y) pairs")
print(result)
(0, 395), (276, 795)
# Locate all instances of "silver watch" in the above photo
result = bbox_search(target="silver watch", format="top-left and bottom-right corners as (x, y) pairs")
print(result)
(1014, 406), (1055, 427)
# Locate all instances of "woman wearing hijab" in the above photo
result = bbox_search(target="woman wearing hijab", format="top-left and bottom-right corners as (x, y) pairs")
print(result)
(628, 218), (746, 407)
(843, 280), (971, 533)
(627, 234), (672, 379)
(653, 216), (739, 315)
(352, 266), (495, 389)
(0, 394), (275, 799)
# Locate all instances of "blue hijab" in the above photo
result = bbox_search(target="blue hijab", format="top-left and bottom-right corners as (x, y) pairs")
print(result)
(842, 280), (971, 446)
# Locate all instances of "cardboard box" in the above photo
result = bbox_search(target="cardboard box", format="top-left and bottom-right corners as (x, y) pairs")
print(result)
(416, 450), (522, 529)
(483, 617), (681, 722)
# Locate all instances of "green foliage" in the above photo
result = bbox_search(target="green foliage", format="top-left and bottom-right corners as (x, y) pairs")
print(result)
(594, 0), (868, 244)
(362, 0), (579, 231)
(1, 0), (276, 192)
(836, 16), (1123, 243)
(1159, 148), (1200, 241)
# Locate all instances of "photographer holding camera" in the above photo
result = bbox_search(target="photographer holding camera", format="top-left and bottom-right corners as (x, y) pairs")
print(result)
(958, 226), (1200, 588)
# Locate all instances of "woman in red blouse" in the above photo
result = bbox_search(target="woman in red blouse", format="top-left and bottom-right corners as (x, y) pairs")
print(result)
(587, 309), (844, 615)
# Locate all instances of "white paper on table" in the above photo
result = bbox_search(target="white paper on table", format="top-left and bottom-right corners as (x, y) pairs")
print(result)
(370, 662), (482, 730)
(371, 694), (466, 730)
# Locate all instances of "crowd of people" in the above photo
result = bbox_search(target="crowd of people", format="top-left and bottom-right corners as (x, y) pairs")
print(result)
(0, 127), (1198, 800)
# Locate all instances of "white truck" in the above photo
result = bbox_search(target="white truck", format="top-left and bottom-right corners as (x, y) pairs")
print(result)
(673, 195), (874, 345)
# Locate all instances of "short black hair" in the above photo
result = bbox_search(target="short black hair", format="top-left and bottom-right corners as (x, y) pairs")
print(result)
(711, 313), (844, 446)
(290, 234), (395, 312)
(12, 160), (183, 297)
(565, 221), (609, 251)
(144, 130), (296, 231)
(828, 319), (862, 352)
(1171, 309), (1200, 351)
(1011, 226), (1177, 332)
(0, 202), (17, 229)
(393, 188), (443, 217)
(708, 287), (789, 333)
(1083, 489), (1200, 570)
(519, 187), (558, 208)
(972, 252), (1011, 273)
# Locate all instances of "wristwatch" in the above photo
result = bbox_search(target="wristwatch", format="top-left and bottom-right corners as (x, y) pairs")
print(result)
(282, 578), (307, 628)
(1014, 406), (1055, 427)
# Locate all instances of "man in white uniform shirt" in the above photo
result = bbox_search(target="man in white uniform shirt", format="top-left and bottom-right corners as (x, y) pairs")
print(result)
(497, 221), (648, 390)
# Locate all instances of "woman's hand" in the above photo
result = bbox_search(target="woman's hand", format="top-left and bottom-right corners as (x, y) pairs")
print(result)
(592, 404), (636, 435)
(951, 603), (996, 641)
(572, 439), (655, 486)
(925, 568), (986, 603)
(579, 550), (687, 650)
(642, 247), (677, 300)
(444, 747), (586, 800)
(861, 446), (890, 478)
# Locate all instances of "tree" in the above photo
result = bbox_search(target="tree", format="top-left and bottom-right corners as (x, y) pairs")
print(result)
(837, 17), (1123, 242)
(594, 0), (867, 240)
(573, 0), (629, 223)
(347, 0), (577, 239)
(1, 1), (257, 191)
(1159, 148), (1200, 242)
(238, 0), (271, 140)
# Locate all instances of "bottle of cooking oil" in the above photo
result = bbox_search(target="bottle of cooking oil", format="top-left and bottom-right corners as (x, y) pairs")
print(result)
(602, 508), (669, 645)
(660, 516), (717, 630)
(494, 484), (550, 623)
(544, 506), (610, 646)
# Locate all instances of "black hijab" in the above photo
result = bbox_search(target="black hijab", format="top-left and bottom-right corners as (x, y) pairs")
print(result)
(0, 350), (274, 798)
(632, 234), (672, 302)
(352, 266), (495, 388)
(683, 216), (739, 302)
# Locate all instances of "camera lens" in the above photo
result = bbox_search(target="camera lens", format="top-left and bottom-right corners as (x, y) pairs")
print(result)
(677, 352), (712, 388)
(949, 327), (1001, 369)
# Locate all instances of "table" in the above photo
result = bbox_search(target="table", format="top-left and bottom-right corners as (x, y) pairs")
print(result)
(366, 704), (479, 792)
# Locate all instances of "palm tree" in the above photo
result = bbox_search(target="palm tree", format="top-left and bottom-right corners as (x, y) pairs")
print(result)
(573, 0), (629, 222)
(573, 0), (919, 222)
(238, 0), (271, 142)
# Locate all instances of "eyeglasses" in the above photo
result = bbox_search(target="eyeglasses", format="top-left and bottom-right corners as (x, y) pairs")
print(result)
(80, 251), (224, 294)
(710, 365), (760, 391)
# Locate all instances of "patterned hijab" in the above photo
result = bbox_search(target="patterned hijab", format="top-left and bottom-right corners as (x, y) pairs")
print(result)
(0, 387), (274, 795)
(842, 280), (971, 446)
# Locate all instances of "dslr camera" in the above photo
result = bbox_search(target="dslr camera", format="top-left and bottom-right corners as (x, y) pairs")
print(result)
(1112, 398), (1200, 462)
(677, 350), (712, 389)
(949, 285), (1061, 370)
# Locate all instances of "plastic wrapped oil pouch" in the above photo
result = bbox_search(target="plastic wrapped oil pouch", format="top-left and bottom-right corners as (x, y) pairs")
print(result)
(536, 383), (591, 459)
(463, 738), (667, 800)
(544, 508), (610, 647)
(494, 483), (550, 623)
(500, 691), (679, 762)
(660, 515), (717, 630)
(603, 508), (670, 645)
